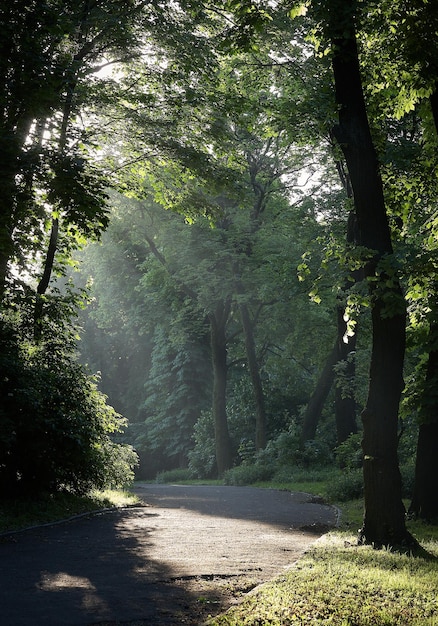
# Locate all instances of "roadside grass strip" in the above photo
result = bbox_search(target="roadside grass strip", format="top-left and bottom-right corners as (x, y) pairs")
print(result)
(0, 489), (140, 534)
(209, 532), (438, 626)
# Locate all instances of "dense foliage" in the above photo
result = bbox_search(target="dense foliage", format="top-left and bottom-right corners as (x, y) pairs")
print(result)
(0, 307), (137, 497)
(1, 1), (438, 543)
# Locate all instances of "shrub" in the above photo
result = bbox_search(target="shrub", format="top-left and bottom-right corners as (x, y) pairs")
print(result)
(400, 462), (415, 498)
(334, 433), (363, 469)
(325, 469), (363, 502)
(155, 468), (193, 483)
(188, 411), (217, 478)
(257, 423), (333, 469)
(223, 463), (274, 486)
(0, 316), (138, 497)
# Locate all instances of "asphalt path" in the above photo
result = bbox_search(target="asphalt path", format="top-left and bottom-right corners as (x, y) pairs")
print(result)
(0, 484), (338, 625)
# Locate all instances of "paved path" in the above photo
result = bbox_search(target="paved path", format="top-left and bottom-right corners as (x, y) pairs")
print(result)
(0, 485), (338, 625)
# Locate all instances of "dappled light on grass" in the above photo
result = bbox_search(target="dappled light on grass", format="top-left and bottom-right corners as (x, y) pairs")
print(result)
(210, 533), (438, 626)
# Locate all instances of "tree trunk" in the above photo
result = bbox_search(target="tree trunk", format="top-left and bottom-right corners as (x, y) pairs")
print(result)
(409, 421), (438, 520)
(210, 300), (233, 476)
(300, 341), (338, 444)
(0, 141), (19, 301)
(300, 311), (357, 447)
(300, 191), (359, 446)
(239, 300), (267, 450)
(328, 0), (412, 545)
(34, 217), (59, 338)
(334, 211), (359, 444)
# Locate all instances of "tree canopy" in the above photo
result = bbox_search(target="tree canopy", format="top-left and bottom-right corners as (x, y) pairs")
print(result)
(1, 0), (438, 545)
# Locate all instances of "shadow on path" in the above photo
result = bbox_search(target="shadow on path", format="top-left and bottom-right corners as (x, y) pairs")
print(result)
(0, 485), (338, 625)
(133, 483), (338, 533)
(0, 508), (206, 625)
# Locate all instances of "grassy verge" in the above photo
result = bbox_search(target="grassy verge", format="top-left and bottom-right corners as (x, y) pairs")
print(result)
(0, 488), (140, 534)
(206, 480), (438, 626)
(208, 531), (438, 626)
(153, 474), (437, 626)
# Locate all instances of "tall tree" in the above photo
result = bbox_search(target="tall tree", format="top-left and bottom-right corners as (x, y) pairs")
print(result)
(359, 0), (438, 522)
(307, 0), (412, 545)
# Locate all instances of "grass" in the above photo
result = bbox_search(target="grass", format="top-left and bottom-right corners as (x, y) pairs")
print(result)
(206, 483), (438, 626)
(208, 532), (438, 626)
(0, 488), (139, 534)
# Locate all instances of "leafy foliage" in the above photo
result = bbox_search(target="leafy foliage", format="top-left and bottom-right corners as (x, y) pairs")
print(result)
(0, 311), (137, 497)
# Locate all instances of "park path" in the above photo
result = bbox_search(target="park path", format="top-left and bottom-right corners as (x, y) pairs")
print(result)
(0, 484), (338, 625)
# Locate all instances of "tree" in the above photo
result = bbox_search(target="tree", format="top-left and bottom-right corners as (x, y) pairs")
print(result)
(0, 1), (151, 301)
(317, 0), (412, 545)
(356, 0), (438, 522)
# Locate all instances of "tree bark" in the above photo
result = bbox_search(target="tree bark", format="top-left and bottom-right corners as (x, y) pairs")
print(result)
(407, 90), (438, 520)
(334, 211), (359, 444)
(328, 0), (411, 545)
(409, 300), (438, 520)
(210, 299), (233, 476)
(409, 421), (438, 520)
(0, 140), (19, 301)
(300, 306), (358, 447)
(301, 212), (359, 447)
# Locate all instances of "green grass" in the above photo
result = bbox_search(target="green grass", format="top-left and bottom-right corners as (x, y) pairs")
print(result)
(208, 531), (438, 626)
(206, 486), (438, 626)
(0, 489), (140, 534)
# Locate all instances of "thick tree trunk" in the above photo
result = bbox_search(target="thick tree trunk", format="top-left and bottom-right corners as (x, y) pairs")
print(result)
(0, 142), (18, 301)
(210, 300), (233, 476)
(239, 301), (267, 450)
(328, 0), (412, 545)
(409, 422), (438, 520)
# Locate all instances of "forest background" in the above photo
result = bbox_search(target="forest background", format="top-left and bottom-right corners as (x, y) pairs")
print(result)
(1, 0), (438, 550)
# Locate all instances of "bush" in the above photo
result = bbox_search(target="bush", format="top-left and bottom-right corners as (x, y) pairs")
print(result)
(256, 422), (333, 469)
(400, 462), (415, 498)
(272, 466), (336, 484)
(334, 433), (363, 469)
(188, 411), (217, 478)
(223, 463), (274, 486)
(325, 469), (363, 502)
(0, 316), (138, 497)
(155, 468), (193, 483)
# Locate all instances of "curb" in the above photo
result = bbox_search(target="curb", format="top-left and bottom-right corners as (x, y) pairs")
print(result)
(0, 503), (147, 539)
